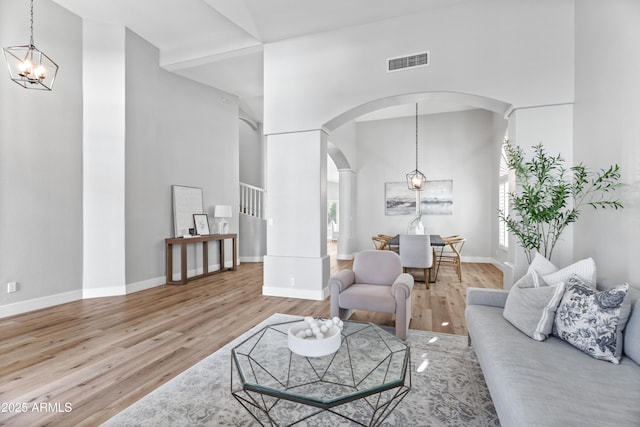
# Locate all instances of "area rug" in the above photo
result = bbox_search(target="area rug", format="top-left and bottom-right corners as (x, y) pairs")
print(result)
(102, 314), (498, 426)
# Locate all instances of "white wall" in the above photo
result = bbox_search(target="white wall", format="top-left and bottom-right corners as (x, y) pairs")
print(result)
(508, 104), (575, 269)
(355, 109), (503, 258)
(574, 0), (640, 284)
(239, 119), (264, 188)
(0, 0), (83, 314)
(264, 0), (574, 134)
(125, 30), (240, 286)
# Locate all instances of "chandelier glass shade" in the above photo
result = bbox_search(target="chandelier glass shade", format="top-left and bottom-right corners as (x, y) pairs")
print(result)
(406, 103), (426, 190)
(3, 0), (58, 91)
(406, 168), (426, 191)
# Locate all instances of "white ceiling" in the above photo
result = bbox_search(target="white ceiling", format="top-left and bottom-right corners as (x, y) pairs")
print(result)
(51, 0), (473, 122)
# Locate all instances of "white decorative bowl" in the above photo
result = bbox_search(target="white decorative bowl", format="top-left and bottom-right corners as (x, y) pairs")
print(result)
(288, 321), (342, 357)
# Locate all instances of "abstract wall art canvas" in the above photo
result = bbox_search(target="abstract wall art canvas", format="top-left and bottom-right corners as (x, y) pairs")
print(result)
(385, 180), (453, 216)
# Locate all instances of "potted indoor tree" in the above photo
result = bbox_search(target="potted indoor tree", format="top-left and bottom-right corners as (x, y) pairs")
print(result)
(499, 140), (623, 264)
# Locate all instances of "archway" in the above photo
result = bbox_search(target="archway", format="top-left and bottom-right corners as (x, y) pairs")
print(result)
(324, 91), (512, 132)
(263, 91), (515, 300)
(321, 91), (513, 261)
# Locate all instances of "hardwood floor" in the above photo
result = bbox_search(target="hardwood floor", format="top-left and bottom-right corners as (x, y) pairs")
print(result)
(0, 250), (502, 426)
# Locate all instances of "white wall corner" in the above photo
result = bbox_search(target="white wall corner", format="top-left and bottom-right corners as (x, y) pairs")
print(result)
(263, 255), (330, 301)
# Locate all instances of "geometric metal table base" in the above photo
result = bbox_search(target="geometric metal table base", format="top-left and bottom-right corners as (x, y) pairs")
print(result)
(231, 320), (411, 426)
(231, 379), (410, 426)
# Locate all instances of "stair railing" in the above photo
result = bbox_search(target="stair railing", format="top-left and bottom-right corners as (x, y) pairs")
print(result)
(239, 182), (265, 219)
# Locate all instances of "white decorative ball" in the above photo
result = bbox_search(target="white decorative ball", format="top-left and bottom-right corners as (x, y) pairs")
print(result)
(315, 332), (325, 339)
(305, 328), (313, 337)
(320, 325), (328, 333)
(332, 316), (341, 325)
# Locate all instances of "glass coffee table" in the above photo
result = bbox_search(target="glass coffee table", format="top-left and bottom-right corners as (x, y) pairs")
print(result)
(231, 319), (411, 426)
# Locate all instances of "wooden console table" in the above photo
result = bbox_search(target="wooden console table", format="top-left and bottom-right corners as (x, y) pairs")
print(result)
(165, 234), (237, 285)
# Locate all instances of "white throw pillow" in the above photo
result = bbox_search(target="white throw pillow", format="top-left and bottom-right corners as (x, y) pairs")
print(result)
(503, 271), (566, 341)
(542, 258), (597, 288)
(527, 252), (558, 276)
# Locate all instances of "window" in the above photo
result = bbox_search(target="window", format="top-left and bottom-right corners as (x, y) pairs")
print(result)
(327, 201), (339, 241)
(498, 143), (509, 249)
(327, 201), (338, 225)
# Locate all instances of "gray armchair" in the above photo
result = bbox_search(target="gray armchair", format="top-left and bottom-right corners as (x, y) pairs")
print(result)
(329, 250), (414, 339)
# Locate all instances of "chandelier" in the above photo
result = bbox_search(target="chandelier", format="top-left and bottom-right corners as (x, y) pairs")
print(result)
(406, 103), (426, 190)
(3, 0), (58, 90)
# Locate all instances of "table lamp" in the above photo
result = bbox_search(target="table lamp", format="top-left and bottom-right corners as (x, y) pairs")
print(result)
(213, 205), (232, 234)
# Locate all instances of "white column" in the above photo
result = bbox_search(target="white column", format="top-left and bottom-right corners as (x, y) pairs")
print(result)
(337, 169), (355, 260)
(82, 20), (127, 297)
(263, 130), (330, 299)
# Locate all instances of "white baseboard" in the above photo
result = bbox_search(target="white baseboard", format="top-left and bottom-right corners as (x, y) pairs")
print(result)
(0, 290), (83, 318)
(0, 261), (242, 318)
(126, 260), (239, 293)
(77, 277), (165, 299)
(170, 262), (238, 281)
(83, 286), (126, 299)
(262, 285), (329, 301)
(171, 265), (215, 281)
(127, 276), (166, 294)
(337, 253), (354, 261)
(460, 256), (493, 263)
(239, 256), (263, 263)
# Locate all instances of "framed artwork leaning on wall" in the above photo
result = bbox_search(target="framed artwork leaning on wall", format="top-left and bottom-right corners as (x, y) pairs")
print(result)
(193, 214), (210, 235)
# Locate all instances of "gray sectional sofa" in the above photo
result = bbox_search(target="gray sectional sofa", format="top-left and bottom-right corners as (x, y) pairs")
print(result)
(466, 283), (640, 427)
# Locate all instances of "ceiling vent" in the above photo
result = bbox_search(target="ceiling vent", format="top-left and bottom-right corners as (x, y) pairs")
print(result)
(387, 52), (429, 72)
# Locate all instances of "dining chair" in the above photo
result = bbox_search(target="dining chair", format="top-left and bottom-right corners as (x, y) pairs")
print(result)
(399, 234), (433, 288)
(436, 235), (465, 281)
(371, 234), (393, 250)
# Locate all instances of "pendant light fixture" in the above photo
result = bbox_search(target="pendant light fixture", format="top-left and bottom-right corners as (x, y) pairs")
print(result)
(3, 0), (58, 91)
(406, 103), (426, 190)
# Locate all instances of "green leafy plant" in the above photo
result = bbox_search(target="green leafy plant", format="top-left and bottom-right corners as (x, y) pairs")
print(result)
(327, 201), (337, 224)
(499, 140), (623, 263)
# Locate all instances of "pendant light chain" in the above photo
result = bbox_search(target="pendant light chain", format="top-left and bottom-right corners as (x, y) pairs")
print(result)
(405, 101), (426, 190)
(415, 103), (419, 171)
(29, 0), (35, 47)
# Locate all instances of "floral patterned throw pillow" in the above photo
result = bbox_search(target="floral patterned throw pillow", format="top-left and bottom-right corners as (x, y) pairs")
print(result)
(553, 275), (630, 364)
